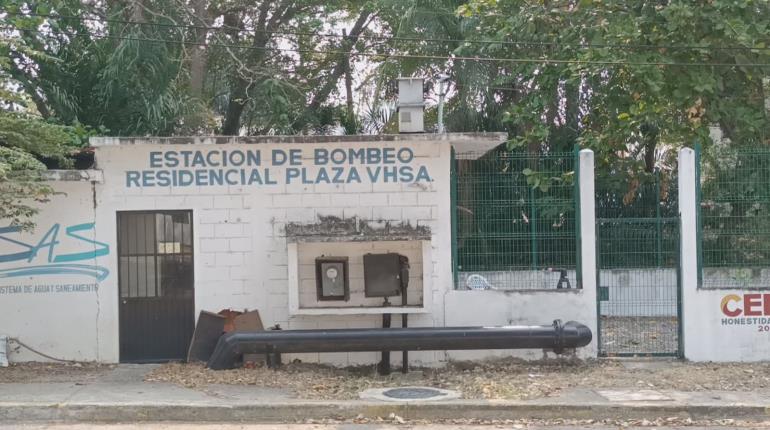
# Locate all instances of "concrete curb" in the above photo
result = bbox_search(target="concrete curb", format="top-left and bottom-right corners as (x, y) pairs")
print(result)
(1, 400), (769, 423)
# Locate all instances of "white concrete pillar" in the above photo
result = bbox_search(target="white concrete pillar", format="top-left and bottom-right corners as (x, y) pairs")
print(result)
(578, 149), (598, 356)
(678, 147), (698, 358)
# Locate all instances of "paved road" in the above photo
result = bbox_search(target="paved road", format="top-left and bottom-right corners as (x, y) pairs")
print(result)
(0, 424), (763, 430)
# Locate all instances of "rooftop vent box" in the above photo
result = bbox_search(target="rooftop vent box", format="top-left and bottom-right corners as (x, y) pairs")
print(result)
(397, 77), (425, 133)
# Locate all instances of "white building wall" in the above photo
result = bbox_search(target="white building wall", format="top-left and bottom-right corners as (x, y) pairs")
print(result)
(444, 289), (597, 360)
(295, 241), (424, 309)
(0, 177), (114, 362)
(1, 135), (601, 366)
(88, 136), (459, 365)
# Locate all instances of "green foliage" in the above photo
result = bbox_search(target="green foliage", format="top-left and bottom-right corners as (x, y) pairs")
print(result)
(0, 110), (95, 229)
(2, 0), (202, 135)
(0, 113), (83, 229)
(458, 0), (770, 183)
(0, 145), (54, 231)
(700, 146), (770, 268)
(0, 113), (83, 165)
(455, 150), (578, 272)
(1, 7), (87, 229)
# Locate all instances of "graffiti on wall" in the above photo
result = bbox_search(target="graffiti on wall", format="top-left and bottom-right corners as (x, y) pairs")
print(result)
(0, 223), (110, 295)
(125, 147), (433, 188)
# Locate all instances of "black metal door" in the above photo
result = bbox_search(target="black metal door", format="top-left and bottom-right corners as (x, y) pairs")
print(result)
(118, 211), (195, 362)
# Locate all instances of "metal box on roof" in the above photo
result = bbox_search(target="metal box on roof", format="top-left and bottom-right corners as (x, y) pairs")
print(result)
(397, 77), (425, 133)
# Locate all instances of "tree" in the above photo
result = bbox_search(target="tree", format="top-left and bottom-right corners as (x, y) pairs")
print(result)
(208, 1), (379, 135)
(455, 0), (770, 181)
(0, 110), (84, 231)
(1, 18), (91, 229)
(2, 0), (201, 136)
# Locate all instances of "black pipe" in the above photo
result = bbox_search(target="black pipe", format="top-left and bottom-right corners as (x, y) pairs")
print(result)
(400, 255), (410, 374)
(401, 313), (408, 374)
(207, 320), (592, 370)
(378, 312), (392, 375)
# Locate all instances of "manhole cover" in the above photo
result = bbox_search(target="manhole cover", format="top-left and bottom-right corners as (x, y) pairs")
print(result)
(383, 387), (445, 399)
(360, 386), (461, 402)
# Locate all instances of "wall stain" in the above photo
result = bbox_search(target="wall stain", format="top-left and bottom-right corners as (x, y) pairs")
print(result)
(285, 215), (430, 242)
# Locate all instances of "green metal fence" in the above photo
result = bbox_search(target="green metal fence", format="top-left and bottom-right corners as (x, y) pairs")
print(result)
(594, 168), (682, 357)
(450, 146), (682, 290)
(596, 217), (682, 357)
(595, 172), (678, 268)
(452, 149), (578, 290)
(699, 145), (770, 288)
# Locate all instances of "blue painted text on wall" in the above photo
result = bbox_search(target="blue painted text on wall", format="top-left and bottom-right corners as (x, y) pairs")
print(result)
(125, 147), (433, 188)
(0, 223), (110, 282)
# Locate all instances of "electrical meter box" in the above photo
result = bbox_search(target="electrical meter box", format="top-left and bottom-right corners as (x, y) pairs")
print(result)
(315, 257), (349, 301)
(363, 253), (408, 298)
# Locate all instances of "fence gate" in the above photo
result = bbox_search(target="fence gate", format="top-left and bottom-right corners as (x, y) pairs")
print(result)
(596, 218), (682, 357)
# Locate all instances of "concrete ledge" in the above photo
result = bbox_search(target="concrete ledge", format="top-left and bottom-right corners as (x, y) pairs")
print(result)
(2, 400), (768, 424)
(43, 170), (103, 182)
(89, 133), (507, 147)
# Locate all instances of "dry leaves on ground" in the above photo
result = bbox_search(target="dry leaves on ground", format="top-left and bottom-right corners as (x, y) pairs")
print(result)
(0, 362), (112, 383)
(144, 358), (770, 400)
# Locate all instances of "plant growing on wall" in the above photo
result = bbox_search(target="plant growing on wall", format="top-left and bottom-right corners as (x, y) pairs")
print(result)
(0, 144), (53, 231)
(0, 113), (86, 230)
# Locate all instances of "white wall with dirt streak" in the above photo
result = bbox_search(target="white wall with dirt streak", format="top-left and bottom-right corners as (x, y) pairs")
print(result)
(0, 177), (114, 362)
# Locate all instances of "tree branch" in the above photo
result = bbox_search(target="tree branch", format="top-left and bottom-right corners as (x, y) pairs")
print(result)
(293, 8), (373, 131)
(7, 55), (51, 119)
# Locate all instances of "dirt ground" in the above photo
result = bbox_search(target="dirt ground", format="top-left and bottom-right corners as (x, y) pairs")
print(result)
(600, 316), (679, 355)
(146, 358), (770, 400)
(3, 422), (767, 429)
(3, 358), (770, 401)
(0, 362), (114, 383)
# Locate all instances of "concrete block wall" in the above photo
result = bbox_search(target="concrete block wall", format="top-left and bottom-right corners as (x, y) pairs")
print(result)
(7, 142), (770, 364)
(88, 138), (455, 365)
(295, 241), (424, 309)
(264, 141), (449, 366)
(0, 135), (602, 365)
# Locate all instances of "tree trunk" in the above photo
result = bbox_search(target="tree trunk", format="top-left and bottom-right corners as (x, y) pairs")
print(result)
(221, 78), (249, 135)
(189, 0), (210, 97)
(220, 30), (268, 135)
(344, 31), (354, 113)
(129, 0), (145, 22)
(220, 0), (280, 135)
(8, 59), (51, 119)
(641, 122), (659, 173)
(293, 9), (372, 131)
